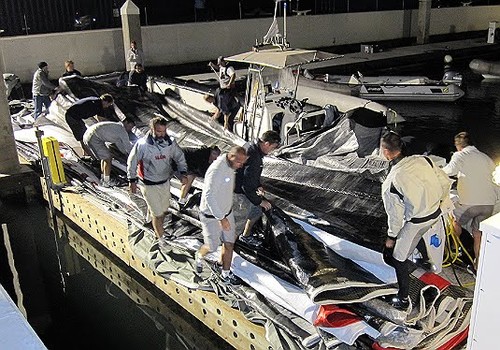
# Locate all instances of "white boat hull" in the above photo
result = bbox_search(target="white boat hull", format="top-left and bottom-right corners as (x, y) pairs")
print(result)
(358, 83), (465, 102)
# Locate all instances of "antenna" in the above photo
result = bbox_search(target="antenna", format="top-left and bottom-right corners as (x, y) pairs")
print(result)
(259, 0), (289, 51)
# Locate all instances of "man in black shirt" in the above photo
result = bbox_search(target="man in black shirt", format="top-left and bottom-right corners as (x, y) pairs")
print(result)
(65, 94), (114, 154)
(233, 131), (281, 236)
(178, 145), (221, 205)
(128, 63), (148, 91)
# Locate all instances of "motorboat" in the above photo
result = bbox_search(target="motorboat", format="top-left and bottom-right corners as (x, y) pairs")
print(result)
(320, 71), (465, 102)
(469, 59), (500, 79)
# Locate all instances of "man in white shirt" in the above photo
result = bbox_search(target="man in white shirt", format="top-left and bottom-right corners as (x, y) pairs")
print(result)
(442, 132), (497, 268)
(381, 132), (450, 309)
(195, 146), (247, 284)
(209, 56), (236, 90)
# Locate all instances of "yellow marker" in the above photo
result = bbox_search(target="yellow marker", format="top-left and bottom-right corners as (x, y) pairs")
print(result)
(41, 136), (66, 185)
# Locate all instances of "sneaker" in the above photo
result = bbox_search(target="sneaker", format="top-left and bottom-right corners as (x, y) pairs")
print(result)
(178, 197), (187, 206)
(413, 258), (433, 271)
(381, 294), (410, 310)
(195, 253), (204, 273)
(220, 271), (241, 285)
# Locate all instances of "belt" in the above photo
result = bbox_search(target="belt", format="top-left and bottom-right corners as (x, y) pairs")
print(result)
(201, 209), (232, 220)
(409, 207), (441, 224)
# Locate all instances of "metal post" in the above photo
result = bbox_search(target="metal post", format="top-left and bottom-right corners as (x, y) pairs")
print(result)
(22, 14), (30, 35)
(35, 128), (55, 215)
(284, 1), (287, 44)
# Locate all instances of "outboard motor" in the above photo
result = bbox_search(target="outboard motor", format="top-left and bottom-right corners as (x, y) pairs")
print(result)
(442, 55), (463, 87)
(442, 70), (463, 87)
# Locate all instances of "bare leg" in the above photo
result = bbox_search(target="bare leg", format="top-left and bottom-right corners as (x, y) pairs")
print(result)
(152, 214), (165, 239)
(80, 141), (91, 156)
(179, 175), (195, 201)
(472, 229), (482, 269)
(197, 244), (210, 259)
(452, 219), (462, 236)
(102, 158), (112, 177)
(221, 242), (234, 271)
(242, 217), (259, 237)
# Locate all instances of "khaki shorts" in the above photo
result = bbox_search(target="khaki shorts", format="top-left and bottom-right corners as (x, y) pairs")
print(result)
(83, 134), (110, 160)
(200, 213), (236, 252)
(140, 181), (171, 217)
(454, 203), (494, 233)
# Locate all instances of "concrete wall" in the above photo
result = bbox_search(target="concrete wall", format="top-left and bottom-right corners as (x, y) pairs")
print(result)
(1, 6), (499, 83)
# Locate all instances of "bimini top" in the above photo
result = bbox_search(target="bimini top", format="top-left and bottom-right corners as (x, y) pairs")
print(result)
(225, 47), (341, 69)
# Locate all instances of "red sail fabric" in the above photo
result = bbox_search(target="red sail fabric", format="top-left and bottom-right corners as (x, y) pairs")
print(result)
(313, 305), (362, 328)
(419, 272), (451, 291)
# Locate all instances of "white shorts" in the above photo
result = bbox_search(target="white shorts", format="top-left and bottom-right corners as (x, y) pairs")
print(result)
(200, 212), (236, 252)
(140, 181), (171, 217)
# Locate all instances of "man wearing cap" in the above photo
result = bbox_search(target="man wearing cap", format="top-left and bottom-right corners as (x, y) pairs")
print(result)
(442, 131), (498, 269)
(32, 61), (57, 119)
(234, 130), (281, 237)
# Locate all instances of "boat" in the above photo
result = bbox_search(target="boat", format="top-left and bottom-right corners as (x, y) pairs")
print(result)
(318, 71), (465, 102)
(469, 58), (500, 79)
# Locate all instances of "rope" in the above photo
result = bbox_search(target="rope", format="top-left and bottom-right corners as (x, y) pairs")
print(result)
(441, 213), (475, 288)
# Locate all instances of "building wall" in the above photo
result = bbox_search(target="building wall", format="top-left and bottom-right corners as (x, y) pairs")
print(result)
(1, 6), (499, 82)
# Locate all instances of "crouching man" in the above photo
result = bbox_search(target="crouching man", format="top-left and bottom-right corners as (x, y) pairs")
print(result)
(195, 146), (247, 284)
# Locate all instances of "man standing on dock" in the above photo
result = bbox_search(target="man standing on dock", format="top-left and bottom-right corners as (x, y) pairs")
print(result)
(380, 132), (450, 310)
(195, 146), (247, 283)
(127, 117), (188, 241)
(442, 132), (497, 270)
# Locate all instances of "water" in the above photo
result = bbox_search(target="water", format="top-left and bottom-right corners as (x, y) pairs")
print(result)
(385, 77), (500, 164)
(0, 197), (230, 350)
(2, 62), (500, 349)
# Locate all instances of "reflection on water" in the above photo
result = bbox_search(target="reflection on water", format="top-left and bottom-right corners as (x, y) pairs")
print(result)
(384, 76), (500, 164)
(0, 199), (230, 350)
